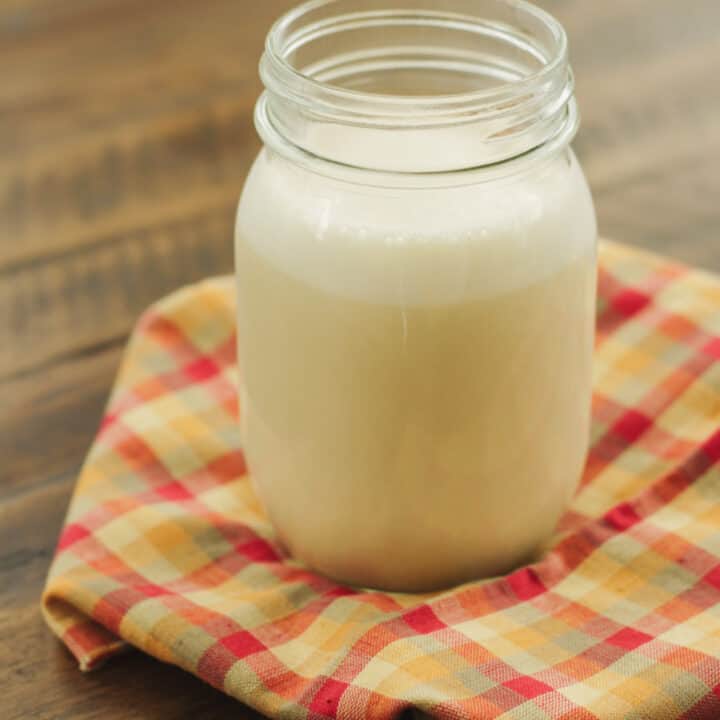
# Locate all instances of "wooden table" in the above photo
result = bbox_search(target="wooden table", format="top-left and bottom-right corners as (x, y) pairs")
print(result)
(2, 1), (719, 717)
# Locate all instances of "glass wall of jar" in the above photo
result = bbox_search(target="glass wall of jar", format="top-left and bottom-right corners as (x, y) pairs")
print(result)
(235, 0), (597, 592)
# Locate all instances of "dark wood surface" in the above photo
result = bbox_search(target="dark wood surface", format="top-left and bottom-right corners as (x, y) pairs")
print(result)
(2, 1), (719, 717)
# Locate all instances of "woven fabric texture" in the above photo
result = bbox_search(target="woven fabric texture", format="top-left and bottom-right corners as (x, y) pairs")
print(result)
(43, 241), (720, 719)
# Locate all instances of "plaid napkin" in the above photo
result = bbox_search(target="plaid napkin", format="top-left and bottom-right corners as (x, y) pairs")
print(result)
(43, 241), (720, 719)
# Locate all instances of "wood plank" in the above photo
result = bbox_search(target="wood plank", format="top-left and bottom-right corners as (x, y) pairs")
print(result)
(0, 102), (253, 268)
(562, 0), (720, 268)
(0, 203), (235, 379)
(0, 345), (120, 500)
(0, 101), (253, 380)
(0, 0), (294, 159)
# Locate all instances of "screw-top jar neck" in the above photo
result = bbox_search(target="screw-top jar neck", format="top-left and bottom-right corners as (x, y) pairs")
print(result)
(257, 0), (577, 174)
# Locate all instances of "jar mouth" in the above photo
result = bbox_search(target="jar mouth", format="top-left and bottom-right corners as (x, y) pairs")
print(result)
(258, 0), (577, 173)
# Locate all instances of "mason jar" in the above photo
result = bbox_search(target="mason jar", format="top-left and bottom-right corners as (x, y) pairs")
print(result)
(235, 0), (597, 592)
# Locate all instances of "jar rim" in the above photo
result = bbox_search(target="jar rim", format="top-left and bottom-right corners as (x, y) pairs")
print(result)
(255, 95), (578, 188)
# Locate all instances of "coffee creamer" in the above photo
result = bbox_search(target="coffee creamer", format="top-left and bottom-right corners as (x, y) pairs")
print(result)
(235, 148), (596, 591)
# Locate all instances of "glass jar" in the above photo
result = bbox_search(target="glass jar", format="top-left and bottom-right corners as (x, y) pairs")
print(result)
(235, 0), (597, 592)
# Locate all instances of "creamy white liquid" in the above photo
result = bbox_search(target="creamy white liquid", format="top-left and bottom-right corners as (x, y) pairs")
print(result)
(235, 149), (596, 591)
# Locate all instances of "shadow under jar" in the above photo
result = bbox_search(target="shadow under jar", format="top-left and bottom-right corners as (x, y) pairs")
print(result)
(235, 0), (597, 592)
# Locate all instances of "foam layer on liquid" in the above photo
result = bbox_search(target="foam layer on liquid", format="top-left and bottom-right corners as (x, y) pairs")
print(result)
(237, 148), (596, 307)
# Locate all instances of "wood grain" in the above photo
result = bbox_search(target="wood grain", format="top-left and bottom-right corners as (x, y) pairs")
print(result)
(2, 0), (719, 717)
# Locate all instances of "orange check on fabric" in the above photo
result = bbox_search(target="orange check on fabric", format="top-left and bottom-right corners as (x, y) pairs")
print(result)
(43, 241), (720, 719)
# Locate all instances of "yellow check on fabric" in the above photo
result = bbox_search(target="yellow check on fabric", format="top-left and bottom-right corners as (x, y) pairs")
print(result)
(43, 241), (720, 719)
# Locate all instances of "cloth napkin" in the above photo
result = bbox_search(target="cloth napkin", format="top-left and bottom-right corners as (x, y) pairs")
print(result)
(43, 241), (720, 720)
